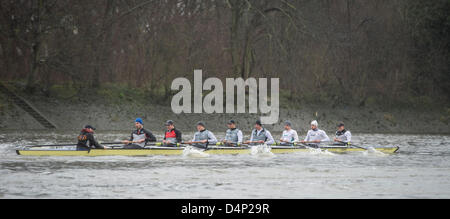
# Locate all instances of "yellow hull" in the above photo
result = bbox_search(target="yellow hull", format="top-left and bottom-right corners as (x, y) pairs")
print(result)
(16, 146), (399, 156)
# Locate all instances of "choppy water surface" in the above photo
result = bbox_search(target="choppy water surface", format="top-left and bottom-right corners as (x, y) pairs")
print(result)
(0, 131), (449, 198)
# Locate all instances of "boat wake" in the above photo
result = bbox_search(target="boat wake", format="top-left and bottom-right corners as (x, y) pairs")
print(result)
(182, 146), (210, 158)
(307, 147), (336, 156)
(362, 147), (388, 157)
(250, 144), (275, 157)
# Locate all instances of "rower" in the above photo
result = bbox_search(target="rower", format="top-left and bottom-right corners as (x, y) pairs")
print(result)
(77, 125), (106, 151)
(333, 122), (351, 146)
(162, 120), (182, 146)
(222, 120), (243, 146)
(279, 120), (299, 146)
(186, 121), (217, 149)
(122, 118), (156, 149)
(245, 120), (275, 146)
(301, 120), (330, 147)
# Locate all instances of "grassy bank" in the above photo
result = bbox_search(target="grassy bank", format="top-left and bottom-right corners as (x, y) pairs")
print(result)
(0, 81), (449, 134)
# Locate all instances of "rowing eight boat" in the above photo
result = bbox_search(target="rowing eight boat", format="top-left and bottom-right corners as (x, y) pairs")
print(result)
(16, 145), (399, 156)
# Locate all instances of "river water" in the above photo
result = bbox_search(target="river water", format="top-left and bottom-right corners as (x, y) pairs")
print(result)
(0, 131), (449, 198)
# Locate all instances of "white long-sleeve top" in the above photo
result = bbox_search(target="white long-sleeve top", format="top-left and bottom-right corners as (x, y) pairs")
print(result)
(281, 129), (299, 143)
(236, 130), (244, 144)
(235, 130), (244, 144)
(304, 129), (330, 142)
(335, 130), (352, 143)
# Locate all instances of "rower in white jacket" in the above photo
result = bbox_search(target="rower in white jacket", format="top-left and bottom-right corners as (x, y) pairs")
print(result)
(279, 121), (299, 146)
(301, 120), (330, 146)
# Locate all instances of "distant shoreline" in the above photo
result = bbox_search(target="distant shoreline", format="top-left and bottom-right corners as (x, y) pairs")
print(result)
(1, 92), (449, 134)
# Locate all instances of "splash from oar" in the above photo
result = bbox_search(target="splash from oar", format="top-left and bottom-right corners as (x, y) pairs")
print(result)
(295, 142), (336, 156)
(182, 146), (210, 158)
(363, 147), (388, 157)
(306, 147), (336, 156)
(250, 144), (274, 157)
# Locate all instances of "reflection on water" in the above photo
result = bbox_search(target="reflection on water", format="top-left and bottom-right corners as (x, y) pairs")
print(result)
(0, 130), (449, 198)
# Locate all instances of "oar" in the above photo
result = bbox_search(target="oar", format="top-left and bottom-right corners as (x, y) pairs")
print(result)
(297, 141), (325, 144)
(217, 142), (234, 146)
(119, 141), (166, 145)
(271, 141), (320, 149)
(275, 141), (298, 146)
(179, 141), (215, 150)
(293, 142), (318, 150)
(243, 141), (270, 145)
(216, 142), (249, 147)
(24, 143), (77, 148)
(181, 141), (211, 145)
(332, 139), (368, 150)
(296, 140), (369, 150)
(215, 142), (253, 147)
(23, 142), (125, 149)
(103, 142), (176, 149)
(347, 143), (368, 150)
(246, 141), (262, 144)
(144, 142), (183, 147)
(182, 141), (204, 144)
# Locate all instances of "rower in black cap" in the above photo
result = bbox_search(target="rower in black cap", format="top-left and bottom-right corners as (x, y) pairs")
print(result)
(162, 120), (182, 146)
(222, 120), (243, 146)
(245, 120), (275, 146)
(333, 122), (352, 146)
(185, 121), (217, 149)
(76, 125), (106, 151)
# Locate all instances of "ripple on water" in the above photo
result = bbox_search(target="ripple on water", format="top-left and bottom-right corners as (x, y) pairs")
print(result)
(0, 131), (449, 198)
